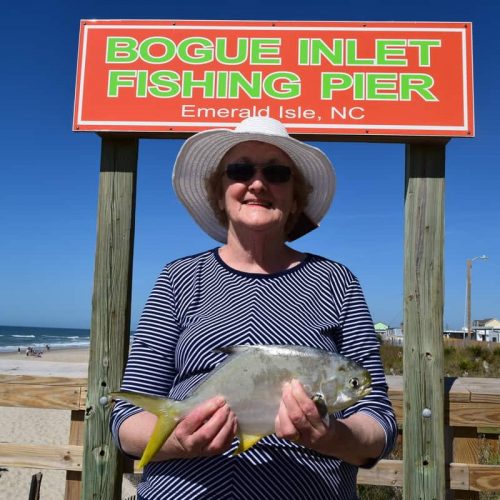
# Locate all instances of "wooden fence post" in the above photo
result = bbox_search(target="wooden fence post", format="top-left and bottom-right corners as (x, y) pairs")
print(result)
(65, 410), (85, 500)
(82, 136), (138, 499)
(403, 141), (447, 499)
(28, 472), (43, 500)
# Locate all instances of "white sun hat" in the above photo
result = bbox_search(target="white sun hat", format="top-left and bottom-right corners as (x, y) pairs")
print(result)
(172, 116), (336, 242)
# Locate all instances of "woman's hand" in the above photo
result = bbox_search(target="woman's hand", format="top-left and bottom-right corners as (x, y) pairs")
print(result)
(275, 379), (333, 454)
(119, 396), (237, 462)
(275, 379), (387, 466)
(165, 396), (238, 460)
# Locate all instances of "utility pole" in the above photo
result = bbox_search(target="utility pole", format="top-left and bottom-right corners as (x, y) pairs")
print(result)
(465, 255), (488, 341)
(466, 259), (472, 340)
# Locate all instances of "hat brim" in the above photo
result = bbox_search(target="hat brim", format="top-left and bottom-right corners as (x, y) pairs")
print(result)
(172, 128), (336, 243)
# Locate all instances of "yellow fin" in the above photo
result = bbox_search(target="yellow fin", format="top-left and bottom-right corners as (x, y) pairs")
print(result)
(112, 391), (181, 468)
(234, 432), (263, 455)
(138, 412), (180, 468)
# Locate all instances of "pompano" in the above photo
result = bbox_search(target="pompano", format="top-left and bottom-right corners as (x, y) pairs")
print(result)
(112, 344), (371, 467)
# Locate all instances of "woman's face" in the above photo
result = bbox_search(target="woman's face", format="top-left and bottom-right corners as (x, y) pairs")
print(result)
(218, 141), (297, 239)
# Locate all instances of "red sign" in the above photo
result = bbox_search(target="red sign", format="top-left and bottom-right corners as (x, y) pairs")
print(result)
(73, 20), (474, 137)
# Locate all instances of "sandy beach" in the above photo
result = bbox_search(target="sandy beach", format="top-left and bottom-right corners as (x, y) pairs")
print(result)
(0, 348), (137, 499)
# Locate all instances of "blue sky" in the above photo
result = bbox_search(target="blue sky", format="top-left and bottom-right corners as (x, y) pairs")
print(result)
(1, 1), (499, 330)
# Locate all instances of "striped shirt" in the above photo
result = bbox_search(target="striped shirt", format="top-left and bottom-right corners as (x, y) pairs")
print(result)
(111, 249), (397, 500)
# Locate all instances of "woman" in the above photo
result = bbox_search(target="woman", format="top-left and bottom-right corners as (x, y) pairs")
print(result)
(111, 117), (397, 500)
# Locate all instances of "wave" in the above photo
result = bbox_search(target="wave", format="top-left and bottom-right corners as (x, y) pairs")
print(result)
(12, 335), (35, 338)
(34, 335), (90, 340)
(50, 341), (90, 349)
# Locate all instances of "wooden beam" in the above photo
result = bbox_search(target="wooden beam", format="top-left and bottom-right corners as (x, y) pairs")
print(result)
(448, 403), (500, 427)
(357, 460), (500, 492)
(82, 135), (138, 500)
(0, 375), (87, 385)
(403, 143), (446, 499)
(390, 400), (500, 428)
(2, 374), (498, 422)
(0, 383), (84, 410)
(468, 465), (500, 492)
(2, 447), (499, 492)
(0, 443), (82, 470)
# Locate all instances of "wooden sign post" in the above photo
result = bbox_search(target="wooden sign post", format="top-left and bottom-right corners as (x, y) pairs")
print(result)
(403, 142), (447, 499)
(82, 136), (138, 499)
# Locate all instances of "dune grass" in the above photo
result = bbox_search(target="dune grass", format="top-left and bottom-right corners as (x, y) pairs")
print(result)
(379, 339), (500, 378)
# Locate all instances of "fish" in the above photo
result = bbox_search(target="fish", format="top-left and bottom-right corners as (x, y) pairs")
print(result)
(112, 344), (371, 468)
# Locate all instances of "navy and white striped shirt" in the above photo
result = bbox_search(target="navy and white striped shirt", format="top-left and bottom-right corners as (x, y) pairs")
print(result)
(111, 249), (397, 500)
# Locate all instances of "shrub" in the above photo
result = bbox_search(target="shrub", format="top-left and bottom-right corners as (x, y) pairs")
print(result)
(357, 485), (403, 499)
(459, 359), (473, 372)
(444, 346), (455, 357)
(467, 344), (486, 358)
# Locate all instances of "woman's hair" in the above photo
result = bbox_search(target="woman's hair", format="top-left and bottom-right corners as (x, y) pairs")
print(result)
(204, 155), (312, 241)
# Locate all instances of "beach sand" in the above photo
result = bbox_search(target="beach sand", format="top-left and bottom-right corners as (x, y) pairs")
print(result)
(0, 348), (137, 499)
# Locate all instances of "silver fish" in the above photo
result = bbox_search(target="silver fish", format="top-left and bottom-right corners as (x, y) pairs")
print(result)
(112, 344), (371, 467)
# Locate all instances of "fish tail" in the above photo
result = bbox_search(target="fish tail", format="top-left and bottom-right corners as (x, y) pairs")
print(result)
(139, 410), (180, 468)
(111, 391), (183, 468)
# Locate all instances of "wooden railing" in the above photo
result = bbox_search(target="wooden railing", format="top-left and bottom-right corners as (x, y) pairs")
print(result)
(0, 374), (499, 498)
(359, 376), (500, 497)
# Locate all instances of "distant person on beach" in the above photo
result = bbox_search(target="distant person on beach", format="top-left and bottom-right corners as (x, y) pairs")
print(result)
(111, 117), (397, 500)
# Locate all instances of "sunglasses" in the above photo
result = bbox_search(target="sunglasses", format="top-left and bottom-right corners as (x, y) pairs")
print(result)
(225, 163), (292, 184)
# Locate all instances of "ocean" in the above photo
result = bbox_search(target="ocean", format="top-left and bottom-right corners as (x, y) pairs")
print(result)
(0, 325), (91, 353)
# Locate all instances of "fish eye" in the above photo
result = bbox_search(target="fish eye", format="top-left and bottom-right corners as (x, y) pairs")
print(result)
(349, 377), (359, 389)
